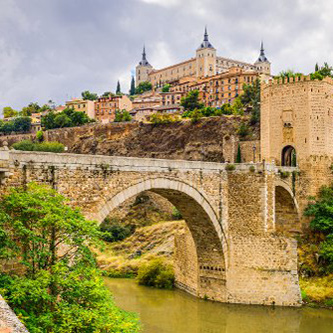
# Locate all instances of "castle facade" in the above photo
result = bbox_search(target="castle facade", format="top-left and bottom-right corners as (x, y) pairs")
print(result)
(136, 28), (271, 87)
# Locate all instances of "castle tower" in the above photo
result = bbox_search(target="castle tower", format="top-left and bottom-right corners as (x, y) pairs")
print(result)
(196, 27), (216, 78)
(136, 45), (153, 87)
(254, 41), (271, 76)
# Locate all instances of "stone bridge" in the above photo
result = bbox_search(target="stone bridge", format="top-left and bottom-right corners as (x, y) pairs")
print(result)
(0, 149), (301, 306)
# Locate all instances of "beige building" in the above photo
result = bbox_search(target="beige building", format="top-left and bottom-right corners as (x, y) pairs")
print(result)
(136, 28), (271, 87)
(132, 91), (162, 109)
(65, 99), (95, 119)
(95, 95), (132, 124)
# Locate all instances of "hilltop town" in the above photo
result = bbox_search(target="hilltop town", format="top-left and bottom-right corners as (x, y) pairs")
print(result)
(1, 28), (271, 131)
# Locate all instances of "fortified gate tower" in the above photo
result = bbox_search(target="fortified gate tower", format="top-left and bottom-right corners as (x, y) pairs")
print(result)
(261, 76), (333, 217)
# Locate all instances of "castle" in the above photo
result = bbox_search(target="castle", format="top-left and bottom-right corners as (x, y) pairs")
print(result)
(136, 28), (271, 87)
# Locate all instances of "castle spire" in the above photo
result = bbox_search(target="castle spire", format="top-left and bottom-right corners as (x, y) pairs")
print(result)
(256, 41), (269, 62)
(204, 26), (208, 41)
(198, 26), (214, 50)
(139, 44), (150, 66)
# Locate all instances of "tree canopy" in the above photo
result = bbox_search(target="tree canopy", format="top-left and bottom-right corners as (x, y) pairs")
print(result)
(180, 90), (204, 111)
(0, 183), (140, 333)
(41, 107), (91, 130)
(81, 90), (98, 101)
(304, 184), (333, 273)
(2, 106), (18, 118)
(135, 81), (152, 95)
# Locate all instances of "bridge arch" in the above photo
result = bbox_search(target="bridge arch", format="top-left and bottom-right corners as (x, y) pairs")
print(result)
(274, 181), (300, 233)
(93, 177), (228, 301)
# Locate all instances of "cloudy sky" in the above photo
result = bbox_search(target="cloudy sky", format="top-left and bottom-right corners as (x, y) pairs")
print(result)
(0, 0), (332, 111)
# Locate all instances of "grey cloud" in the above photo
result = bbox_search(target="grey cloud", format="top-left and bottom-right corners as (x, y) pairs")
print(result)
(0, 0), (332, 111)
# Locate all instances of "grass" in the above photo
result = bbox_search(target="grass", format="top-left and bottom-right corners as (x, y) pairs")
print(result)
(300, 275), (333, 308)
(95, 220), (185, 279)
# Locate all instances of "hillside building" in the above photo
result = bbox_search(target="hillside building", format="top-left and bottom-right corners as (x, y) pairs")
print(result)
(136, 28), (271, 87)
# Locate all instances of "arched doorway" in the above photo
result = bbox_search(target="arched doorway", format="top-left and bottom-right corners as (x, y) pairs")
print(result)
(281, 145), (297, 166)
(275, 185), (300, 234)
(95, 178), (227, 302)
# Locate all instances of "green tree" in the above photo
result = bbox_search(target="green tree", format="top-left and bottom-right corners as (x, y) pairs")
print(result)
(135, 81), (152, 95)
(0, 183), (139, 333)
(81, 90), (98, 101)
(129, 76), (136, 96)
(116, 80), (121, 95)
(310, 63), (333, 80)
(304, 184), (333, 273)
(12, 116), (32, 132)
(236, 144), (242, 163)
(162, 84), (170, 92)
(2, 106), (18, 118)
(240, 79), (261, 124)
(180, 90), (204, 111)
(101, 91), (114, 98)
(114, 109), (132, 122)
(20, 102), (41, 116)
(54, 113), (72, 128)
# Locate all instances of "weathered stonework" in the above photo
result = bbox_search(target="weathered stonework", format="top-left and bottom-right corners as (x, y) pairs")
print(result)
(0, 150), (301, 307)
(261, 76), (333, 225)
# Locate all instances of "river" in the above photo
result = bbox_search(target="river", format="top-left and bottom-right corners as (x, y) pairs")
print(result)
(105, 278), (333, 333)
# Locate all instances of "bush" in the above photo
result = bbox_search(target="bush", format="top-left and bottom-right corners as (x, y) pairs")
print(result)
(225, 164), (236, 171)
(12, 140), (65, 153)
(100, 218), (132, 243)
(304, 184), (333, 274)
(279, 171), (290, 179)
(36, 130), (44, 142)
(237, 122), (250, 138)
(172, 207), (182, 220)
(150, 113), (180, 125)
(137, 258), (174, 289)
(114, 110), (132, 122)
(249, 165), (255, 172)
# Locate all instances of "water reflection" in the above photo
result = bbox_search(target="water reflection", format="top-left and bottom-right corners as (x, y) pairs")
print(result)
(104, 278), (333, 333)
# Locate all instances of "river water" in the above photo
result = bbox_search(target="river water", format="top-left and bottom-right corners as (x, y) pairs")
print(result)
(105, 278), (333, 333)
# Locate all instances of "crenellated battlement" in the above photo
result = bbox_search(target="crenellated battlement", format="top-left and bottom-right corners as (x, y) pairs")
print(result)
(262, 74), (333, 89)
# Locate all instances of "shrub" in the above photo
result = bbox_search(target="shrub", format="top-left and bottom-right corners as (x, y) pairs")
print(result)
(100, 218), (132, 243)
(150, 113), (180, 125)
(304, 184), (333, 274)
(114, 110), (132, 122)
(279, 171), (290, 179)
(172, 207), (182, 220)
(12, 140), (35, 151)
(36, 130), (44, 142)
(237, 122), (250, 138)
(12, 140), (64, 153)
(225, 164), (236, 171)
(249, 165), (255, 172)
(137, 258), (174, 289)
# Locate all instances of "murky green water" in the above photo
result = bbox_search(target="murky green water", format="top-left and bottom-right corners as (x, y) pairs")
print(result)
(105, 278), (333, 333)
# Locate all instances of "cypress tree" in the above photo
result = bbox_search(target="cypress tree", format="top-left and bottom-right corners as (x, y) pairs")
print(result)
(116, 80), (121, 95)
(236, 144), (242, 163)
(315, 63), (319, 72)
(130, 76), (135, 95)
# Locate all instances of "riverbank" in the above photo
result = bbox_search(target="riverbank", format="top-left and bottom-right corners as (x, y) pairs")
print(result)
(300, 275), (333, 309)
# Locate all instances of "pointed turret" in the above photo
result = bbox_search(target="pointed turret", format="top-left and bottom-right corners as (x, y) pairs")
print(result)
(197, 26), (215, 50)
(139, 45), (150, 66)
(256, 41), (269, 63)
(136, 44), (153, 86)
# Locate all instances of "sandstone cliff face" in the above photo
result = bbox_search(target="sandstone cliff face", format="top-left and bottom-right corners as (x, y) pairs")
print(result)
(0, 116), (259, 162)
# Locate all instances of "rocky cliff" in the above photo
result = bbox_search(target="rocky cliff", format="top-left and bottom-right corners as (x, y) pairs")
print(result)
(0, 116), (259, 162)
